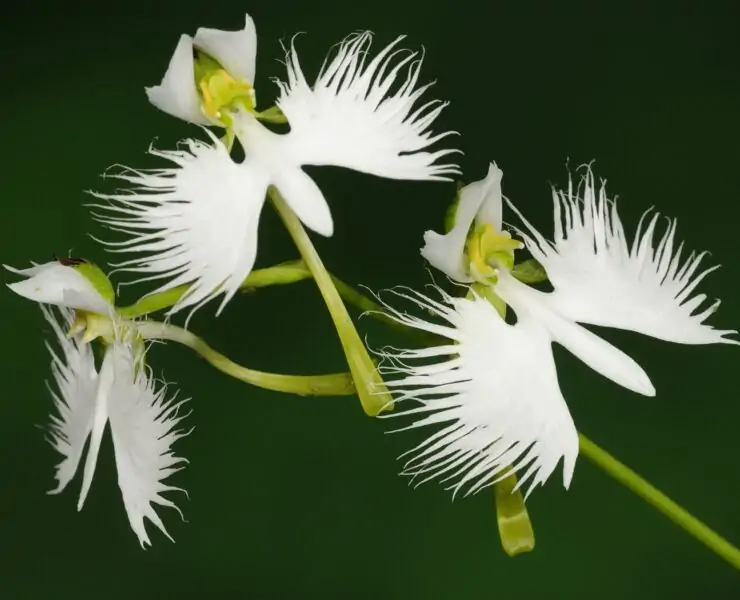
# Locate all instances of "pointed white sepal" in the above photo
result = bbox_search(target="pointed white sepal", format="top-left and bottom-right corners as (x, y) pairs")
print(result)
(41, 307), (191, 547)
(5, 262), (111, 314)
(193, 13), (257, 85)
(146, 34), (211, 125)
(91, 132), (271, 316)
(421, 162), (503, 281)
(375, 286), (579, 499)
(507, 169), (738, 345)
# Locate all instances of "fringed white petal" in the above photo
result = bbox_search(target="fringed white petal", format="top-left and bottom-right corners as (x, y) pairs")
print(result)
(90, 132), (270, 317)
(194, 13), (257, 85)
(508, 169), (738, 345)
(106, 342), (191, 548)
(42, 305), (99, 495)
(274, 31), (460, 181)
(375, 286), (579, 499)
(39, 311), (190, 547)
(421, 162), (503, 281)
(146, 35), (211, 125)
(5, 262), (111, 314)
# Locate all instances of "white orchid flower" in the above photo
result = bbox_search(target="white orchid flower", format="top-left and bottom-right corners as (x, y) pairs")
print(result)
(146, 15), (258, 126)
(6, 262), (191, 547)
(92, 15), (460, 317)
(377, 165), (737, 499)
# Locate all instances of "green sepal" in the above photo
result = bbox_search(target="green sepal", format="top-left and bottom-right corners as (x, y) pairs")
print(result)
(256, 106), (288, 124)
(511, 259), (548, 284)
(72, 261), (115, 306)
(443, 181), (465, 233)
(494, 471), (536, 556)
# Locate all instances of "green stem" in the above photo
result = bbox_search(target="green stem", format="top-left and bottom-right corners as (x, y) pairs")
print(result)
(117, 259), (436, 345)
(579, 433), (740, 570)
(268, 187), (392, 416)
(137, 321), (354, 397)
(117, 260), (311, 319)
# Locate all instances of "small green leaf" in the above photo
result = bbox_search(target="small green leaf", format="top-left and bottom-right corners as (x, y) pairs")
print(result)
(511, 259), (548, 284)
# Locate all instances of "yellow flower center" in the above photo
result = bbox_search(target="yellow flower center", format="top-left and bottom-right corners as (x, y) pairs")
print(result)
(466, 223), (523, 284)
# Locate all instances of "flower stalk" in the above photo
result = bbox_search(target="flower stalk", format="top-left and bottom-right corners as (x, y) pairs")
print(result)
(269, 187), (392, 416)
(138, 321), (355, 397)
(117, 260), (312, 319)
(579, 433), (740, 570)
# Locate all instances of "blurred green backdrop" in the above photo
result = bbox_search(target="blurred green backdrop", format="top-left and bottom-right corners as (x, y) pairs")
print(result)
(1, 1), (739, 598)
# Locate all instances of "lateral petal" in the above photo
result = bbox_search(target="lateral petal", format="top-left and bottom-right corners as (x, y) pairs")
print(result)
(375, 286), (579, 499)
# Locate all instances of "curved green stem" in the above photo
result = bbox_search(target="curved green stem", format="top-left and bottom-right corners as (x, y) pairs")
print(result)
(137, 321), (354, 397)
(579, 433), (740, 570)
(117, 260), (311, 319)
(269, 187), (391, 417)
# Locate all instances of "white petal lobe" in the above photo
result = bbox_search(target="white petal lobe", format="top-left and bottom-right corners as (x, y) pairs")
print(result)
(508, 169), (738, 345)
(275, 32), (460, 181)
(42, 306), (99, 495)
(91, 133), (271, 317)
(496, 273), (655, 397)
(107, 342), (191, 548)
(76, 347), (114, 511)
(272, 168), (333, 236)
(375, 286), (579, 499)
(146, 35), (211, 125)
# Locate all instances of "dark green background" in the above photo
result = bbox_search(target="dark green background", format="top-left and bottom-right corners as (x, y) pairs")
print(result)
(1, 1), (738, 598)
